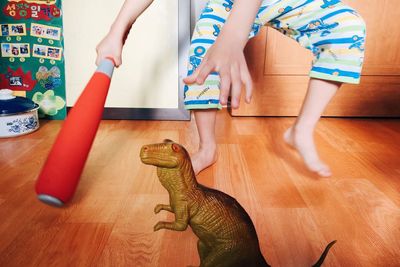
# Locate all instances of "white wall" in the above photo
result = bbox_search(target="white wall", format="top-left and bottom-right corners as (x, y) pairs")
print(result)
(63, 0), (207, 109)
(63, 0), (179, 109)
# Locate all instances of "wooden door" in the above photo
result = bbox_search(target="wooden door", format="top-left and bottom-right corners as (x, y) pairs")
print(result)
(231, 0), (400, 117)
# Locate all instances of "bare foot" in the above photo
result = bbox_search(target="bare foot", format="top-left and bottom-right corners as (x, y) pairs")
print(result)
(284, 126), (332, 177)
(191, 143), (217, 175)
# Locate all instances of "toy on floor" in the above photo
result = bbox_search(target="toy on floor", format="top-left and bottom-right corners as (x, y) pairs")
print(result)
(140, 139), (336, 267)
(35, 58), (115, 207)
(141, 139), (267, 266)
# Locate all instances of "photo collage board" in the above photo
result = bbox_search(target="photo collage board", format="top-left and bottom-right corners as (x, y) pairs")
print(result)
(0, 0), (66, 119)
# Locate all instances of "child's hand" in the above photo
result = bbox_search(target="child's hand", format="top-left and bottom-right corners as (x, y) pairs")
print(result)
(183, 38), (253, 109)
(96, 32), (124, 67)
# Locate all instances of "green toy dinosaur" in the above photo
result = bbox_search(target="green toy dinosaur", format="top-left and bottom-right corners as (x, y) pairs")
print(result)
(139, 139), (336, 267)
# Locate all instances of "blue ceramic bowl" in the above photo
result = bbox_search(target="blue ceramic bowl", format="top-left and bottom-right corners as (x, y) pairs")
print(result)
(0, 89), (40, 138)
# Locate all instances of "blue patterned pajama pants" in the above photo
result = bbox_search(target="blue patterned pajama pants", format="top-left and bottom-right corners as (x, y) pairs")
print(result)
(184, 0), (366, 109)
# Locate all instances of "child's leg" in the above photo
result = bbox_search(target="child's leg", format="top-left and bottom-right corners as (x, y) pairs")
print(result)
(192, 110), (218, 175)
(284, 79), (340, 177)
(258, 0), (366, 176)
(186, 0), (263, 174)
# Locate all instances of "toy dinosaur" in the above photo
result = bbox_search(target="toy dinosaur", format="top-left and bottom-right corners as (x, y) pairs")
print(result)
(139, 140), (336, 267)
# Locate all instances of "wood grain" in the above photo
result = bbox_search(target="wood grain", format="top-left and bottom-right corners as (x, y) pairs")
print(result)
(0, 112), (399, 266)
(232, 0), (400, 117)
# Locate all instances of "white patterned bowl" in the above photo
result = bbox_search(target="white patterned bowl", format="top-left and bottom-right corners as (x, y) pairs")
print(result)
(0, 89), (40, 138)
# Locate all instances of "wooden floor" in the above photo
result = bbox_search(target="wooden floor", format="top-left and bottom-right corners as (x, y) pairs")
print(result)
(0, 110), (399, 267)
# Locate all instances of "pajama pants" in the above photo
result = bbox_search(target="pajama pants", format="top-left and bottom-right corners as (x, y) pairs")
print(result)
(184, 0), (366, 109)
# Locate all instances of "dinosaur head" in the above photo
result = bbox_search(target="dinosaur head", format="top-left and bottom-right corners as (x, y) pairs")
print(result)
(140, 139), (190, 169)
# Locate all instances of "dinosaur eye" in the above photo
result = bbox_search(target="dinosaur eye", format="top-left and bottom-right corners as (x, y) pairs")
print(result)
(172, 143), (180, 152)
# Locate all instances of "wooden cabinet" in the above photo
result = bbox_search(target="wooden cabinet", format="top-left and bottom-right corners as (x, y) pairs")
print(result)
(231, 0), (400, 117)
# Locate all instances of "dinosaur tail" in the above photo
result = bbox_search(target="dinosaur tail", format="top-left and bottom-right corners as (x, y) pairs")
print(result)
(311, 240), (337, 267)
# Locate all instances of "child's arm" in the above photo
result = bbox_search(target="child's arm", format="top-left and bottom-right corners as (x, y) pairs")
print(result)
(184, 0), (262, 109)
(96, 0), (154, 66)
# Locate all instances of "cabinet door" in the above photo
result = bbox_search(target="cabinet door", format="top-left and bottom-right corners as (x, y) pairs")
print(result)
(264, 0), (400, 76)
(264, 27), (312, 76)
(232, 0), (400, 117)
(350, 0), (400, 75)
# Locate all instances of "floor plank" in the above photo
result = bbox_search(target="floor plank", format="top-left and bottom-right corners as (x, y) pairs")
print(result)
(95, 195), (169, 267)
(34, 223), (113, 267)
(0, 110), (399, 266)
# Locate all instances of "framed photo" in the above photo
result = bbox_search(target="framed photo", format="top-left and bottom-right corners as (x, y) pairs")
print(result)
(31, 23), (61, 40)
(32, 44), (47, 57)
(1, 43), (11, 56)
(0, 24), (27, 37)
(32, 44), (63, 60)
(1, 43), (30, 57)
(19, 44), (30, 55)
(9, 76), (23, 86)
(1, 25), (9, 36)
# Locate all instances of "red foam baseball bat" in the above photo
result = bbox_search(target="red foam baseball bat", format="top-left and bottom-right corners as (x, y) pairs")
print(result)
(35, 58), (115, 207)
